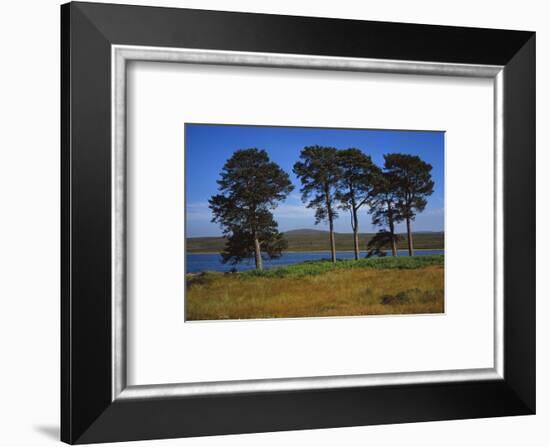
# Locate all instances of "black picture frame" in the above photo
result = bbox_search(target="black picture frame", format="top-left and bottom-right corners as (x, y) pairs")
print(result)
(61, 2), (535, 444)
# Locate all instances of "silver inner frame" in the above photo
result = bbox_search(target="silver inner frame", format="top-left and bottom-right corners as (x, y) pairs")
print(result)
(111, 45), (504, 402)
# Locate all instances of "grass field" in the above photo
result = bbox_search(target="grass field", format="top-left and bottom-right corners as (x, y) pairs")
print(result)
(186, 229), (444, 253)
(186, 255), (444, 320)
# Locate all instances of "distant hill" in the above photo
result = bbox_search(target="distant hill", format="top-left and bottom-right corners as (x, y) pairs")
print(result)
(187, 229), (444, 253)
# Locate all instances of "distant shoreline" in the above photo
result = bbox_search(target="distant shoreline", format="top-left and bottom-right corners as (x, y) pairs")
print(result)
(187, 248), (444, 255)
(186, 229), (444, 254)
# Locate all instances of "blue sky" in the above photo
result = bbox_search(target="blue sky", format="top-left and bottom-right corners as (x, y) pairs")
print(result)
(186, 124), (444, 237)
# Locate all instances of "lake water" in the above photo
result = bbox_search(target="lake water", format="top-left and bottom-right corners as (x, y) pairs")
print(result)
(186, 250), (444, 273)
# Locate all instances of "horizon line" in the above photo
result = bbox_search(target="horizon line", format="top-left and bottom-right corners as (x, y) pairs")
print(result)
(187, 229), (445, 239)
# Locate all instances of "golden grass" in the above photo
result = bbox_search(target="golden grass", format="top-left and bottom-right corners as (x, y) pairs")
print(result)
(186, 265), (444, 321)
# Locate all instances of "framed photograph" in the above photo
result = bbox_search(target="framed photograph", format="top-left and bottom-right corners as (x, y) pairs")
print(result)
(61, 2), (535, 444)
(185, 124), (445, 321)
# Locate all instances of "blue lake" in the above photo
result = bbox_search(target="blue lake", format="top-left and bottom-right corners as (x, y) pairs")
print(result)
(186, 250), (444, 273)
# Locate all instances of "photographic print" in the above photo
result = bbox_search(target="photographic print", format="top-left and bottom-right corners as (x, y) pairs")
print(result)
(185, 124), (444, 321)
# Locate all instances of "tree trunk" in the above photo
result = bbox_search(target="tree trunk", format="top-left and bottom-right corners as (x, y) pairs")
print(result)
(352, 209), (360, 260)
(388, 202), (397, 257)
(325, 187), (337, 264)
(329, 218), (336, 263)
(253, 236), (263, 270)
(390, 232), (397, 257)
(406, 217), (414, 256)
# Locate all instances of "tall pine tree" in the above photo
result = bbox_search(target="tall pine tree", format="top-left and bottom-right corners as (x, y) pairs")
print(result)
(293, 146), (341, 263)
(368, 170), (403, 257)
(336, 148), (377, 260)
(384, 154), (434, 256)
(209, 149), (293, 270)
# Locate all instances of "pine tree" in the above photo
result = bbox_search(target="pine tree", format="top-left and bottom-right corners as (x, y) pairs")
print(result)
(209, 149), (293, 270)
(384, 154), (434, 256)
(336, 148), (377, 260)
(293, 146), (341, 263)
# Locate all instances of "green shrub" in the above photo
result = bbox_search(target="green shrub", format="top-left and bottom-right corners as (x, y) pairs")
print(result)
(242, 255), (443, 279)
